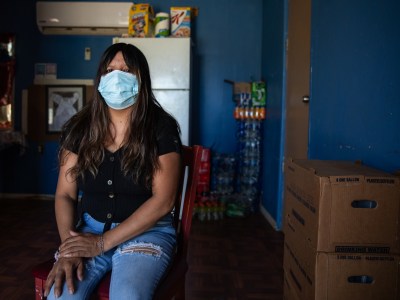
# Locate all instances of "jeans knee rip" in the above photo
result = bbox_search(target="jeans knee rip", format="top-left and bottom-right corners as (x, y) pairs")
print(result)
(119, 241), (162, 258)
(84, 257), (96, 271)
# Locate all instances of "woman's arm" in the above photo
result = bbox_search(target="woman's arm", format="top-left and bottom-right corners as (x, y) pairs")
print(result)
(55, 149), (79, 242)
(44, 149), (83, 298)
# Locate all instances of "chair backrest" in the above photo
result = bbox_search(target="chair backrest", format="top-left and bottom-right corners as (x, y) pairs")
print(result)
(173, 145), (203, 257)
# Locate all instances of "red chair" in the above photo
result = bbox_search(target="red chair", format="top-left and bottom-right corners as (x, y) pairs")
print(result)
(33, 145), (203, 300)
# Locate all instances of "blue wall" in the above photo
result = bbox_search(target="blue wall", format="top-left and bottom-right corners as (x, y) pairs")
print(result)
(0, 0), (264, 195)
(259, 0), (400, 229)
(309, 0), (400, 174)
(260, 0), (286, 228)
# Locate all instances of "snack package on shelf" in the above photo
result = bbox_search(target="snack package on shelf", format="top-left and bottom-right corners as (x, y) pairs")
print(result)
(128, 3), (155, 37)
(170, 7), (192, 37)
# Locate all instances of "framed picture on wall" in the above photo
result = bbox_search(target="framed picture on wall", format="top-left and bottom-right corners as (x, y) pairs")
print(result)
(46, 85), (85, 133)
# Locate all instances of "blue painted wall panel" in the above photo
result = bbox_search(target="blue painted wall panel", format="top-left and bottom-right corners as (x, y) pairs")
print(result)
(310, 0), (400, 173)
(260, 0), (286, 228)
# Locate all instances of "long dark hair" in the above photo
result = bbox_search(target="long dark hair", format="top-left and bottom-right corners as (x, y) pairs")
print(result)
(59, 43), (180, 188)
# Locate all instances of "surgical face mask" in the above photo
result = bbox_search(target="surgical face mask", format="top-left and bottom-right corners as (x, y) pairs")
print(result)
(98, 70), (139, 110)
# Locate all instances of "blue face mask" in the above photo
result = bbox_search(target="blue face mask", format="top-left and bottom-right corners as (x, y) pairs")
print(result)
(98, 70), (139, 110)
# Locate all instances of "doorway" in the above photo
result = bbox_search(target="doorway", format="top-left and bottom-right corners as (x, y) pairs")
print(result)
(284, 0), (311, 160)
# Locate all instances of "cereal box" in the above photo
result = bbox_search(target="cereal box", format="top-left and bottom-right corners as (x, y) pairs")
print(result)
(128, 4), (155, 37)
(170, 7), (191, 37)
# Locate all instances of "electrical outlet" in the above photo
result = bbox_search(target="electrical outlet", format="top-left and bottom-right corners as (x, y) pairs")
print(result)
(84, 47), (91, 61)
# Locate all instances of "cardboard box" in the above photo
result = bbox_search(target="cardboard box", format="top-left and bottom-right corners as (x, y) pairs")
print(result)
(283, 232), (400, 300)
(233, 82), (252, 106)
(283, 159), (400, 253)
(128, 4), (154, 37)
(284, 270), (302, 300)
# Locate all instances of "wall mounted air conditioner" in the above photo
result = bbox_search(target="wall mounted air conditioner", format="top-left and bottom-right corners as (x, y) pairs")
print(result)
(36, 1), (131, 35)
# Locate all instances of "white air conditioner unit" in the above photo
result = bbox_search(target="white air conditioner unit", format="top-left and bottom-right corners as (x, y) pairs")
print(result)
(36, 1), (131, 35)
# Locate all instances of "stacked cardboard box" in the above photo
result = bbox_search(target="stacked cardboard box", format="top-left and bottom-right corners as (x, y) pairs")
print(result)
(283, 159), (400, 300)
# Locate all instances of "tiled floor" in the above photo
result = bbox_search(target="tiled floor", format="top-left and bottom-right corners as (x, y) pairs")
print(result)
(0, 197), (284, 300)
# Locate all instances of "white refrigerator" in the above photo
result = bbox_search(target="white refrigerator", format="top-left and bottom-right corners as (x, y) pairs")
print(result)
(112, 37), (192, 146)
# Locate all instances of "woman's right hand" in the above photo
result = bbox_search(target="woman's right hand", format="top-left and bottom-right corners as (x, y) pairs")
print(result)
(44, 256), (84, 298)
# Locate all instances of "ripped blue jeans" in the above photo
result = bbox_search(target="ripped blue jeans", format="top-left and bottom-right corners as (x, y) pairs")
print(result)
(47, 212), (177, 300)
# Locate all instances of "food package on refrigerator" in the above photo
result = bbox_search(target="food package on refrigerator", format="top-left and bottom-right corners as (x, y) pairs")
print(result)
(170, 7), (192, 37)
(128, 3), (155, 37)
(154, 12), (170, 37)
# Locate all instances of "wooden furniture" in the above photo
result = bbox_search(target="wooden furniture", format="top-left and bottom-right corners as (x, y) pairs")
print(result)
(32, 145), (203, 300)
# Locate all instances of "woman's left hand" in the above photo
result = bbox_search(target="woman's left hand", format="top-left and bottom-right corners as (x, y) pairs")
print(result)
(58, 231), (103, 258)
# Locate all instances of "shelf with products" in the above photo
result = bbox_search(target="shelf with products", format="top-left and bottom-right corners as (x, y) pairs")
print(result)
(233, 81), (266, 213)
(193, 80), (267, 221)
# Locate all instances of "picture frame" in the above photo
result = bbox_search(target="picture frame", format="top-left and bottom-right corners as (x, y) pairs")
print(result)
(46, 85), (85, 133)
